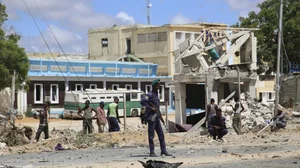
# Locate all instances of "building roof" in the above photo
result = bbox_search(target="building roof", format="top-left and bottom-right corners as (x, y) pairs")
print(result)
(88, 22), (228, 33)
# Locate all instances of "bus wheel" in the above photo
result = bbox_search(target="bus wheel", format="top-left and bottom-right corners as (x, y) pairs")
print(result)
(131, 109), (138, 117)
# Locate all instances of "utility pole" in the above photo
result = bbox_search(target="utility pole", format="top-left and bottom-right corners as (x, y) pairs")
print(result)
(10, 70), (16, 124)
(146, 0), (152, 25)
(275, 0), (283, 117)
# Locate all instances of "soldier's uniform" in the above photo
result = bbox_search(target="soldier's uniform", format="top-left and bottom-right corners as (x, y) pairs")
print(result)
(140, 79), (171, 157)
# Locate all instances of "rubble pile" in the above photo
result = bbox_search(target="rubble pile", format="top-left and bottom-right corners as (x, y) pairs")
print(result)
(222, 92), (291, 133)
(0, 125), (32, 147)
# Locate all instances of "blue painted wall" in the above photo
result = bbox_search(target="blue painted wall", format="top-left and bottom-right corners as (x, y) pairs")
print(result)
(28, 58), (160, 77)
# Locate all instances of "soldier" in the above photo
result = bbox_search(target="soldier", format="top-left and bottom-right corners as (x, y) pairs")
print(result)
(35, 101), (50, 142)
(78, 100), (97, 134)
(140, 79), (172, 157)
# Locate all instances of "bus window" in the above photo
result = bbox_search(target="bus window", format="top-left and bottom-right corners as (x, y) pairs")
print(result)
(126, 93), (131, 101)
(107, 97), (111, 99)
(132, 93), (138, 100)
(91, 97), (96, 99)
(100, 97), (105, 99)
(83, 97), (88, 100)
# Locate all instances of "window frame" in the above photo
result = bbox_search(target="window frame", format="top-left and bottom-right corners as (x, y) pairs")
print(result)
(158, 85), (165, 102)
(75, 84), (83, 91)
(50, 84), (59, 104)
(90, 84), (97, 89)
(112, 84), (119, 90)
(125, 84), (132, 90)
(34, 84), (43, 104)
(102, 38), (108, 47)
(145, 85), (152, 94)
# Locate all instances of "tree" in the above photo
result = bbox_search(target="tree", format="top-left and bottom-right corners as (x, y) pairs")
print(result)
(0, 3), (29, 91)
(232, 0), (300, 74)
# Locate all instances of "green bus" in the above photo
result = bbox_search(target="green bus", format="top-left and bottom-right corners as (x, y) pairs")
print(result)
(63, 89), (144, 119)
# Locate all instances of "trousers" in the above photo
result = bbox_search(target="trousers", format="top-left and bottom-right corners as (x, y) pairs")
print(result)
(208, 127), (228, 139)
(35, 124), (49, 142)
(147, 119), (166, 153)
(232, 113), (242, 135)
(109, 117), (120, 132)
(83, 119), (94, 134)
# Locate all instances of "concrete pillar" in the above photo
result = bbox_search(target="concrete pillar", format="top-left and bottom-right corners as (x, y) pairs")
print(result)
(248, 80), (257, 99)
(207, 75), (219, 104)
(175, 83), (186, 124)
(251, 32), (257, 71)
(138, 81), (141, 91)
(65, 81), (69, 92)
(103, 81), (107, 90)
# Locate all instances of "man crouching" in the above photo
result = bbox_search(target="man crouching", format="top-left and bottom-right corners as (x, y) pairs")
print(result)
(208, 108), (228, 141)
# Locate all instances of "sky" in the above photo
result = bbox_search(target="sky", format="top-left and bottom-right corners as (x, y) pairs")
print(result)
(1, 0), (264, 54)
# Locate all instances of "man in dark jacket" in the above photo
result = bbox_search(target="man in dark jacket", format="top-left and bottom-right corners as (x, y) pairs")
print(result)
(208, 108), (228, 141)
(140, 79), (172, 157)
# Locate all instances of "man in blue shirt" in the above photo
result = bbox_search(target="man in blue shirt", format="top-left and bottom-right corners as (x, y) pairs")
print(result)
(140, 79), (172, 157)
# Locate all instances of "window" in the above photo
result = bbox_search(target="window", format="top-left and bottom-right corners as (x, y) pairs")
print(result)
(145, 85), (152, 94)
(91, 97), (96, 100)
(268, 93), (272, 100)
(90, 84), (97, 89)
(100, 97), (105, 99)
(125, 84), (132, 90)
(34, 84), (43, 104)
(158, 85), (165, 102)
(185, 33), (191, 39)
(50, 84), (59, 104)
(259, 93), (262, 100)
(112, 84), (119, 90)
(132, 93), (138, 100)
(75, 84), (83, 91)
(102, 38), (108, 47)
(158, 32), (167, 41)
(147, 33), (158, 42)
(176, 32), (182, 40)
(107, 96), (112, 99)
(126, 93), (131, 101)
(137, 34), (147, 43)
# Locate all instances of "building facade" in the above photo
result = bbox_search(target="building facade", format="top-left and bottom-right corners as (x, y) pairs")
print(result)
(88, 23), (227, 76)
(15, 58), (172, 113)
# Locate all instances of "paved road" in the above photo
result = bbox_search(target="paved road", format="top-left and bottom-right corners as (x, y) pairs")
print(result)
(1, 143), (300, 168)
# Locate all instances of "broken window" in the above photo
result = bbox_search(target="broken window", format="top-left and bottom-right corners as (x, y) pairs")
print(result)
(102, 38), (108, 47)
(50, 84), (59, 104)
(158, 32), (167, 41)
(137, 34), (147, 43)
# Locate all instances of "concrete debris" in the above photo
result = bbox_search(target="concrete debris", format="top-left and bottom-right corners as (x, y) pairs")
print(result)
(222, 92), (291, 133)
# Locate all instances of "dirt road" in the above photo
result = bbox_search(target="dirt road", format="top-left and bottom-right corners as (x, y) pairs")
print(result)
(1, 116), (300, 168)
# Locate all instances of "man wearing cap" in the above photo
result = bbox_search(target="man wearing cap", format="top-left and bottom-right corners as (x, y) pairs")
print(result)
(96, 101), (107, 133)
(140, 79), (172, 157)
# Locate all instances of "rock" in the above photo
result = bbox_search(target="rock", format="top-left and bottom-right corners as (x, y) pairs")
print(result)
(0, 142), (6, 149)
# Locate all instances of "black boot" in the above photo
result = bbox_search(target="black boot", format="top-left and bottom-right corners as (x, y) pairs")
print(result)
(150, 152), (158, 157)
(161, 151), (172, 156)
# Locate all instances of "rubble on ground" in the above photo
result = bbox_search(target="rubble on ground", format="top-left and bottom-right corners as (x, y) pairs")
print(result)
(222, 92), (292, 133)
(0, 124), (32, 147)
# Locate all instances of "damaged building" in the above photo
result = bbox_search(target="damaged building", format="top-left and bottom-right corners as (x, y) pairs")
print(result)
(172, 27), (259, 124)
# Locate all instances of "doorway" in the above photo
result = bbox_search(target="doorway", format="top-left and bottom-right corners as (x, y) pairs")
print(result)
(126, 38), (131, 54)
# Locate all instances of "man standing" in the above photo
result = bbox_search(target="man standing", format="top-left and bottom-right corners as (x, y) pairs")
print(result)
(208, 108), (228, 141)
(231, 97), (245, 135)
(35, 101), (50, 142)
(96, 101), (107, 133)
(107, 97), (121, 132)
(140, 79), (172, 157)
(78, 100), (97, 134)
(206, 98), (218, 121)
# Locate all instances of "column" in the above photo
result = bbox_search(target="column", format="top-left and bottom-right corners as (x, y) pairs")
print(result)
(65, 81), (69, 92)
(248, 80), (257, 99)
(103, 80), (107, 90)
(138, 81), (141, 91)
(175, 83), (186, 124)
